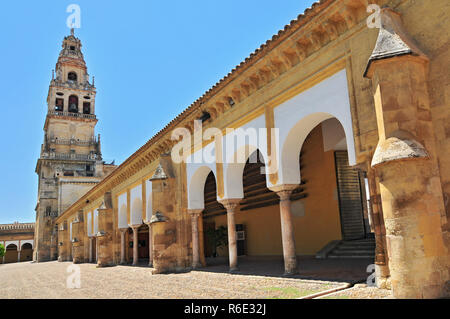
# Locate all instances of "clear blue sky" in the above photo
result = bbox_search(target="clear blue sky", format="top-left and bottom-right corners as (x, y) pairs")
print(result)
(0, 0), (312, 223)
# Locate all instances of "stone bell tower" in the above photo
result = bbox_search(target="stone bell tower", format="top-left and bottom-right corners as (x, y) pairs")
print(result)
(34, 29), (115, 262)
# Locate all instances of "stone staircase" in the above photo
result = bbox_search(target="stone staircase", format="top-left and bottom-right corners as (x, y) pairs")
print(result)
(316, 237), (375, 259)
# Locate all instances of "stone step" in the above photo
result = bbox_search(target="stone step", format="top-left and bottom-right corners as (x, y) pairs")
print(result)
(328, 254), (374, 259)
(316, 238), (375, 259)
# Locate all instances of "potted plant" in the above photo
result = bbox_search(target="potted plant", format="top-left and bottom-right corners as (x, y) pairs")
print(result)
(205, 225), (228, 257)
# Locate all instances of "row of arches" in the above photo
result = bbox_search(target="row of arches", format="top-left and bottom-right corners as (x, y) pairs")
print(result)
(187, 70), (356, 210)
(55, 95), (91, 114)
(117, 181), (153, 266)
(1, 242), (33, 264)
(186, 70), (372, 274)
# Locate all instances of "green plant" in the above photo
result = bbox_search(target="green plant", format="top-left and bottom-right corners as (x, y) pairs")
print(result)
(0, 243), (5, 258)
(205, 225), (228, 257)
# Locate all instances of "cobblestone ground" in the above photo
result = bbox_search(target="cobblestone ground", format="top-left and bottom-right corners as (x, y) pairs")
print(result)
(0, 261), (391, 299)
(318, 285), (392, 299)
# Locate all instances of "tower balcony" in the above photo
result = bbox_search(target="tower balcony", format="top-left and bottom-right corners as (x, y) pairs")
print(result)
(40, 152), (99, 161)
(47, 110), (96, 120)
(47, 137), (98, 147)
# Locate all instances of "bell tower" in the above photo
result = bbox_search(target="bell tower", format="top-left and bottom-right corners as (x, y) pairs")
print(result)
(34, 29), (114, 262)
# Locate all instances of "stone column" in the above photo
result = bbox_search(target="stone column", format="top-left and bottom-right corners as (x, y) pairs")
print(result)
(219, 199), (241, 272)
(365, 9), (450, 298)
(17, 248), (21, 263)
(119, 228), (127, 265)
(95, 236), (99, 263)
(271, 184), (298, 275)
(88, 237), (93, 263)
(188, 209), (202, 269)
(131, 225), (140, 266)
(145, 222), (153, 267)
(367, 168), (391, 289)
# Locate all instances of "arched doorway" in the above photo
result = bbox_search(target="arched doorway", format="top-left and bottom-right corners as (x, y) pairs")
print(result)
(5, 244), (18, 264)
(20, 243), (33, 262)
(202, 171), (226, 264)
(137, 224), (149, 263)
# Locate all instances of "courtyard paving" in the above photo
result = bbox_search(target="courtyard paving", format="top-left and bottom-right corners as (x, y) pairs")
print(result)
(0, 258), (391, 299)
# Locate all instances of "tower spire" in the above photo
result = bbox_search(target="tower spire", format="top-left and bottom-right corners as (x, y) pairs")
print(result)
(70, 28), (74, 36)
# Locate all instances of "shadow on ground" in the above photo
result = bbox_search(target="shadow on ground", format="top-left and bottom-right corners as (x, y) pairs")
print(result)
(196, 255), (374, 284)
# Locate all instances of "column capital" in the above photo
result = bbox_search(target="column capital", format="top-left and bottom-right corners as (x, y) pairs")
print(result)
(119, 227), (128, 233)
(129, 224), (140, 230)
(270, 184), (298, 200)
(218, 198), (241, 211)
(188, 209), (203, 218)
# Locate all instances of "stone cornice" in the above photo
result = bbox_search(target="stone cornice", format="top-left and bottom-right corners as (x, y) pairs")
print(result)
(57, 0), (387, 222)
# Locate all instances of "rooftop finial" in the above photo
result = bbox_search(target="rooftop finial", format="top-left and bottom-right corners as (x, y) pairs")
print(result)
(70, 28), (74, 36)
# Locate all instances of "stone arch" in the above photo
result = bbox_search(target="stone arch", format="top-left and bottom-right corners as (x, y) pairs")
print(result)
(21, 243), (32, 250)
(188, 165), (216, 210)
(20, 243), (33, 262)
(130, 197), (143, 226)
(6, 243), (17, 250)
(223, 145), (269, 200)
(130, 185), (143, 226)
(145, 180), (152, 222)
(20, 240), (34, 249)
(280, 112), (335, 185)
(93, 209), (99, 235)
(4, 244), (18, 264)
(272, 69), (356, 187)
(118, 204), (128, 229)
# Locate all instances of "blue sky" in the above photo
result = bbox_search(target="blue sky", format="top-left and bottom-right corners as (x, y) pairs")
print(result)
(0, 0), (312, 223)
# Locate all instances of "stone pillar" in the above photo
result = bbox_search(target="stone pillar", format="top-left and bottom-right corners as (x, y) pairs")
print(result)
(57, 224), (67, 262)
(367, 167), (391, 289)
(188, 209), (202, 269)
(97, 200), (115, 267)
(88, 237), (93, 263)
(219, 199), (241, 272)
(365, 9), (450, 298)
(131, 225), (139, 266)
(119, 228), (127, 265)
(95, 236), (99, 263)
(145, 222), (153, 267)
(271, 184), (298, 275)
(71, 215), (85, 264)
(17, 249), (21, 263)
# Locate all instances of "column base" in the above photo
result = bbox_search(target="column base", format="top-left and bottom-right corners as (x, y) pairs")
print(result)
(192, 262), (202, 270)
(229, 267), (239, 274)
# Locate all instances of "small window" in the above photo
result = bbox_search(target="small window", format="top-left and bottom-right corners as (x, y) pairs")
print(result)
(68, 72), (77, 82)
(83, 102), (91, 114)
(68, 95), (78, 113)
(55, 98), (64, 112)
(70, 46), (76, 51)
